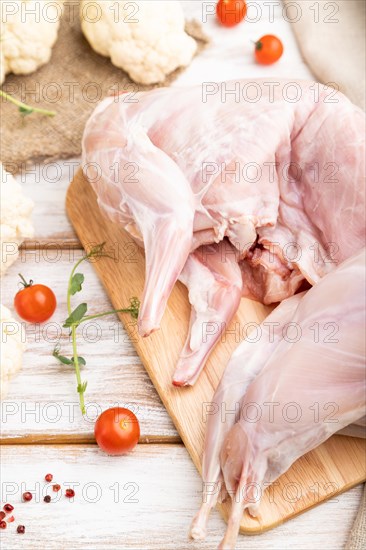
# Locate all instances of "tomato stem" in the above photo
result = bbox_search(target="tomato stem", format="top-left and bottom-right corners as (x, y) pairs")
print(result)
(255, 40), (262, 51)
(18, 273), (32, 288)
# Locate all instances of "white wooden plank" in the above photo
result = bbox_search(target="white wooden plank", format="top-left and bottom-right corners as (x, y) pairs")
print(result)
(0, 444), (362, 549)
(17, 159), (80, 247)
(176, 0), (313, 87)
(1, 251), (177, 442)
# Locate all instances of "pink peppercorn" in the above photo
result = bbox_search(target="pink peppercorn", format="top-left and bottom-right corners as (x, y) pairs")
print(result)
(0, 521), (6, 529)
(17, 525), (25, 534)
(22, 492), (33, 502)
(45, 474), (53, 482)
(65, 489), (75, 498)
(52, 484), (61, 492)
(3, 503), (14, 513)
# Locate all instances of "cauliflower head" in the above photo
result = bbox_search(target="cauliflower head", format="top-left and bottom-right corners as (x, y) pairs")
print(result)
(0, 163), (34, 276)
(0, 0), (64, 84)
(80, 0), (197, 85)
(1, 304), (25, 399)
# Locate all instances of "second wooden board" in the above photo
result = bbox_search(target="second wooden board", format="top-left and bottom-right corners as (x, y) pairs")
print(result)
(66, 170), (366, 533)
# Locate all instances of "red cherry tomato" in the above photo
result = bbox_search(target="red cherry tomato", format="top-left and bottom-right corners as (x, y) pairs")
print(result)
(95, 407), (140, 455)
(14, 275), (57, 323)
(254, 35), (283, 65)
(216, 0), (247, 27)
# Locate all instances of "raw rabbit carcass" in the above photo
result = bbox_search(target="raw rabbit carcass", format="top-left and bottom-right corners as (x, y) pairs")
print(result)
(173, 240), (243, 387)
(82, 80), (366, 549)
(82, 79), (365, 386)
(191, 249), (366, 549)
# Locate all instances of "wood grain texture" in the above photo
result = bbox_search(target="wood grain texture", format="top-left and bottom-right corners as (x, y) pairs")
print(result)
(66, 170), (366, 533)
(18, 159), (81, 249)
(0, 444), (363, 550)
(1, 251), (178, 443)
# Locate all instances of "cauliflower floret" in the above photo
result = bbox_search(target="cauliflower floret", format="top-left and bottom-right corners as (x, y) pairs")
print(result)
(0, 0), (64, 84)
(1, 304), (25, 399)
(0, 163), (34, 276)
(80, 0), (197, 85)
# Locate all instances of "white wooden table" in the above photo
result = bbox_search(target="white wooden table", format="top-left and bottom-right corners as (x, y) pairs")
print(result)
(1, 1), (363, 548)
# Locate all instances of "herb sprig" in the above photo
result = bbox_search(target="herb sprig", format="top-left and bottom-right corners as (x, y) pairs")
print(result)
(53, 243), (139, 414)
(0, 90), (56, 117)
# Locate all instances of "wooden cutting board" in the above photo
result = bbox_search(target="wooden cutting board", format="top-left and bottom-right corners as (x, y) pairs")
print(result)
(66, 169), (366, 534)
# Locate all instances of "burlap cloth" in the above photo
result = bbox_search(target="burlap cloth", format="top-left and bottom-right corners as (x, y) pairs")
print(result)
(0, 1), (208, 173)
(345, 484), (366, 550)
(283, 0), (365, 110)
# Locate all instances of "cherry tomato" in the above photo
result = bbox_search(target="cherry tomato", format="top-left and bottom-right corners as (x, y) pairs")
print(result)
(95, 407), (140, 455)
(216, 0), (247, 27)
(254, 35), (283, 65)
(14, 274), (57, 323)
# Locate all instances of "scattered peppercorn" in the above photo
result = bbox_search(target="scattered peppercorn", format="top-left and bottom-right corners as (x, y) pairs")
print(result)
(7, 516), (15, 523)
(3, 503), (14, 512)
(17, 525), (25, 534)
(65, 489), (75, 498)
(44, 495), (51, 503)
(45, 473), (53, 482)
(22, 492), (33, 502)
(0, 511), (5, 520)
(52, 484), (61, 492)
(0, 521), (6, 529)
